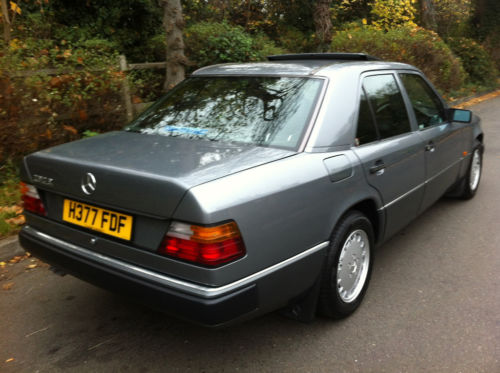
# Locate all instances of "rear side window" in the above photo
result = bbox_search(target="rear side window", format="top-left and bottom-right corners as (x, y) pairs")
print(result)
(399, 73), (446, 129)
(362, 74), (411, 139)
(356, 90), (379, 145)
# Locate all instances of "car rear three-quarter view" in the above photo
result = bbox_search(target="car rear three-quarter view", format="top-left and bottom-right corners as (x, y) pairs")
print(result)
(19, 53), (484, 327)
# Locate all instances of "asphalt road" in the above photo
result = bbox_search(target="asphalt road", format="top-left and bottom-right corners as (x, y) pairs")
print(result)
(1, 97), (499, 373)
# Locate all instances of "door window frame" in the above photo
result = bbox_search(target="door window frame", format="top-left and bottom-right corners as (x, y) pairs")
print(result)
(353, 70), (419, 148)
(395, 70), (450, 132)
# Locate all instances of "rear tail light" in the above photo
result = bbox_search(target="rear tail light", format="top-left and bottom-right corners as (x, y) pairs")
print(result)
(158, 221), (246, 267)
(20, 182), (46, 216)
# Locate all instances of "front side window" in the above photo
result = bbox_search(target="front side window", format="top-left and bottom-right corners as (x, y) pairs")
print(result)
(125, 76), (323, 150)
(399, 73), (446, 129)
(362, 74), (411, 139)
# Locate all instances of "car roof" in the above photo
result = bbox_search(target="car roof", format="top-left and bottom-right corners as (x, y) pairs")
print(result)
(191, 54), (423, 152)
(192, 54), (417, 77)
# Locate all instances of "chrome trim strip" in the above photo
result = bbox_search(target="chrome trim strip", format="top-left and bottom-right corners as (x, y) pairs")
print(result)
(382, 182), (425, 211)
(425, 156), (464, 185)
(23, 226), (329, 299)
(378, 157), (465, 211)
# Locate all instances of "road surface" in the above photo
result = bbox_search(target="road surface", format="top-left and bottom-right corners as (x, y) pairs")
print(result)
(1, 96), (499, 372)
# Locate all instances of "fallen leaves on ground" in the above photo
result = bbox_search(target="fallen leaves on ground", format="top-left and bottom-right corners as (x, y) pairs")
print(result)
(5, 215), (25, 225)
(456, 90), (500, 109)
(1, 253), (32, 268)
(5, 358), (14, 363)
(9, 256), (24, 264)
(2, 282), (14, 290)
(0, 206), (23, 214)
(1, 253), (47, 283)
(63, 124), (78, 135)
(0, 203), (25, 237)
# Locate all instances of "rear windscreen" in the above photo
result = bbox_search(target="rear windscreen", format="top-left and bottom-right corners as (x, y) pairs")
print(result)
(125, 76), (323, 150)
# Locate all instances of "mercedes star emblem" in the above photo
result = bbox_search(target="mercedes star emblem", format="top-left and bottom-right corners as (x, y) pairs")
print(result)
(81, 172), (97, 195)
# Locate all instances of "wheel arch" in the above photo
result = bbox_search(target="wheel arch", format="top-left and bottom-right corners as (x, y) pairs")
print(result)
(339, 198), (383, 245)
(285, 197), (383, 322)
(476, 133), (484, 153)
(471, 114), (484, 149)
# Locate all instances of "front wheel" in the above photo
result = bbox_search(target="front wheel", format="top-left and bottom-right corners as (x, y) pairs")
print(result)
(464, 146), (482, 198)
(318, 210), (374, 319)
(452, 145), (483, 200)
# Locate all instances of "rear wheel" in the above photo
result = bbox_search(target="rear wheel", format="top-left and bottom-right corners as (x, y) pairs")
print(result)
(318, 210), (374, 319)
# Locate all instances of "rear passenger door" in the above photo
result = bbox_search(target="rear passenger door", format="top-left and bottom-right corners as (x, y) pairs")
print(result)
(352, 73), (426, 239)
(398, 72), (463, 212)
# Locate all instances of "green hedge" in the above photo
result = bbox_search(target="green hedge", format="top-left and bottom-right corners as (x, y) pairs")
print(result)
(330, 26), (467, 92)
(446, 37), (498, 85)
(184, 21), (284, 70)
(275, 25), (313, 53)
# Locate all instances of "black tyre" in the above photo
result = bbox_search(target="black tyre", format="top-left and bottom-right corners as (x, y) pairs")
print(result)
(448, 144), (483, 200)
(460, 145), (483, 199)
(318, 210), (374, 319)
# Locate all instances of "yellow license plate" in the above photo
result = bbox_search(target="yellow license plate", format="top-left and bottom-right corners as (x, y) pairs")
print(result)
(62, 199), (133, 240)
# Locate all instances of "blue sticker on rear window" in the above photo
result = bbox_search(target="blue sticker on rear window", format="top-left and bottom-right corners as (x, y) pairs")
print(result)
(159, 126), (209, 136)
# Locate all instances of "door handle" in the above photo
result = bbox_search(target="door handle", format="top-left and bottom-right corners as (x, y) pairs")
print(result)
(425, 141), (435, 152)
(369, 161), (385, 175)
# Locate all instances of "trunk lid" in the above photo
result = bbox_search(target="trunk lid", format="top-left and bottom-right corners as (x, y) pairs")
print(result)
(24, 131), (295, 218)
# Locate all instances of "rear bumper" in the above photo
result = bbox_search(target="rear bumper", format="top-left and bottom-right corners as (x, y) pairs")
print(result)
(19, 225), (328, 326)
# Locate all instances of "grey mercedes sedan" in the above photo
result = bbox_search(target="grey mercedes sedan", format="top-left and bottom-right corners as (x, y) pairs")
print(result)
(19, 53), (484, 326)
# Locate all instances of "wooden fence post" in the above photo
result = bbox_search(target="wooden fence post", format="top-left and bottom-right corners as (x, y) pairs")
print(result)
(119, 55), (134, 122)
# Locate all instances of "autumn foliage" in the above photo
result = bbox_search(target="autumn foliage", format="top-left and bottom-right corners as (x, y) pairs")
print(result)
(0, 0), (499, 165)
(446, 36), (499, 84)
(0, 38), (125, 163)
(331, 25), (468, 92)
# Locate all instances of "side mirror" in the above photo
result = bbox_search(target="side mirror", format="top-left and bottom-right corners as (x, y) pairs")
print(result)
(447, 108), (472, 123)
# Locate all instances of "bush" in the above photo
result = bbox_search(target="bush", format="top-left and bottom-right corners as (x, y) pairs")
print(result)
(0, 37), (125, 163)
(275, 25), (314, 53)
(446, 37), (498, 85)
(370, 0), (417, 31)
(143, 33), (167, 62)
(252, 33), (286, 58)
(484, 34), (500, 70)
(184, 21), (284, 70)
(46, 0), (163, 62)
(330, 26), (467, 93)
(128, 68), (165, 103)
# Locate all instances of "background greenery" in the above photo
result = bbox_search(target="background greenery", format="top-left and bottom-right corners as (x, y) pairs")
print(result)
(0, 0), (499, 236)
(1, 0), (498, 161)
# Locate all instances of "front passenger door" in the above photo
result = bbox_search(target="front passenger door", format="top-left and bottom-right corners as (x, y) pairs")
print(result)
(399, 73), (463, 212)
(353, 74), (426, 240)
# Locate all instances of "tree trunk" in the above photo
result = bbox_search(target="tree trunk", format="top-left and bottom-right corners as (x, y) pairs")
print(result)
(162, 0), (187, 92)
(313, 0), (332, 52)
(1, 0), (11, 44)
(472, 0), (487, 32)
(420, 0), (437, 31)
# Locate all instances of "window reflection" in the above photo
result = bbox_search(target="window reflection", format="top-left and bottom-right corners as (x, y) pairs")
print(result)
(126, 77), (323, 150)
(363, 74), (411, 139)
(400, 74), (445, 129)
